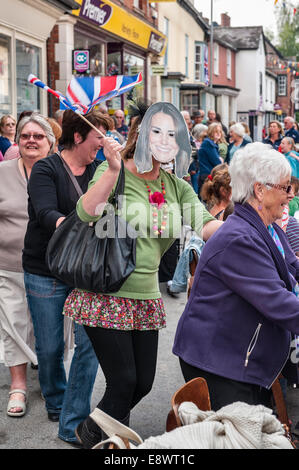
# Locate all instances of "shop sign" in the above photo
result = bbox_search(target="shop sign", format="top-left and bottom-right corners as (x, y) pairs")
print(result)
(274, 103), (282, 111)
(151, 64), (166, 75)
(73, 49), (90, 73)
(148, 32), (165, 55)
(79, 0), (112, 27)
(73, 0), (167, 56)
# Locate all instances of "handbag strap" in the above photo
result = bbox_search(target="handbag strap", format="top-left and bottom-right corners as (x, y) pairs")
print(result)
(57, 151), (125, 209)
(57, 151), (83, 197)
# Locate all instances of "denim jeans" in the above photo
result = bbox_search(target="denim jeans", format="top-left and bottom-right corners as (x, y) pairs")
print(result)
(24, 272), (99, 442)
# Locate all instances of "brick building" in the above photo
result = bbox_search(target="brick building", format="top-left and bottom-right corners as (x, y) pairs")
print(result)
(46, 0), (166, 116)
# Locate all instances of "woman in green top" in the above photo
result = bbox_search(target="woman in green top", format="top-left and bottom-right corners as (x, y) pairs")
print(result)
(63, 102), (221, 448)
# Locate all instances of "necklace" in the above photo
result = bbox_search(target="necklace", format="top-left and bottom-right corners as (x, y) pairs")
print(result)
(145, 180), (168, 236)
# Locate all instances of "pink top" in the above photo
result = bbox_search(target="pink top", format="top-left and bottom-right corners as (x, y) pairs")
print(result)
(0, 151), (3, 162)
(3, 144), (20, 160)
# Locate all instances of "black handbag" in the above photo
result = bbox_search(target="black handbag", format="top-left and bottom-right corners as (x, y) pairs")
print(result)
(45, 157), (136, 293)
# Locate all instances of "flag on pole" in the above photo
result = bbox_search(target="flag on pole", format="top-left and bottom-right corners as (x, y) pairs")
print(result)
(28, 73), (143, 115)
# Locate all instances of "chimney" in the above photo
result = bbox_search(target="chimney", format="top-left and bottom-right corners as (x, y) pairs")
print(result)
(221, 12), (231, 27)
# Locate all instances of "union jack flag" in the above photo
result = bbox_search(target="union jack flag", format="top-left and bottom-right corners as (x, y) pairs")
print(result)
(204, 45), (209, 86)
(28, 73), (143, 114)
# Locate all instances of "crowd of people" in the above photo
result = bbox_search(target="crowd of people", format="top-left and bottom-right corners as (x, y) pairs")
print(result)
(1, 100), (299, 449)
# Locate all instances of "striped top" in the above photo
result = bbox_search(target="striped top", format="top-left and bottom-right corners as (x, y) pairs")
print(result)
(286, 216), (299, 255)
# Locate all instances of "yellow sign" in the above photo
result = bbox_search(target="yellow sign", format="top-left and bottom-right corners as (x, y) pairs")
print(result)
(73, 0), (167, 56)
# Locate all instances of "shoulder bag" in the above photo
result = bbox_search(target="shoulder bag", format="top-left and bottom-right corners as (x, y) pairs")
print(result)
(45, 156), (136, 293)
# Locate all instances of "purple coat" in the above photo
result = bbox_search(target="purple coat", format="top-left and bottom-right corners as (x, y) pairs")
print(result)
(173, 203), (299, 389)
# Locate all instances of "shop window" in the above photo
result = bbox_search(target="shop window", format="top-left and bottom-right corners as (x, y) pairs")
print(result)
(123, 53), (144, 109)
(74, 31), (104, 76)
(0, 33), (12, 115)
(16, 39), (40, 115)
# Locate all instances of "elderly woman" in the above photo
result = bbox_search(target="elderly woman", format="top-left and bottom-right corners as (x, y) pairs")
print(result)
(197, 122), (223, 197)
(173, 142), (299, 411)
(61, 101), (222, 448)
(0, 113), (55, 417)
(226, 122), (249, 164)
(280, 137), (299, 179)
(0, 114), (16, 157)
(263, 120), (284, 150)
(22, 110), (113, 444)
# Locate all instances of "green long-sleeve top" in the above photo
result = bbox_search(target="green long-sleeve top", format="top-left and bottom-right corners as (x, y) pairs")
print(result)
(77, 161), (214, 300)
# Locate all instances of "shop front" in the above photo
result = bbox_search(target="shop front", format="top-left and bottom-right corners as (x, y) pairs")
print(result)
(0, 0), (74, 118)
(70, 0), (166, 114)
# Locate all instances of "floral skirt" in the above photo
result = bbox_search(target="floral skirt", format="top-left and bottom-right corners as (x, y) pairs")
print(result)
(63, 289), (166, 331)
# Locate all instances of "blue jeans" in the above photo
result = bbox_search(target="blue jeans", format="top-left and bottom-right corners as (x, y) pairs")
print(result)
(24, 272), (99, 442)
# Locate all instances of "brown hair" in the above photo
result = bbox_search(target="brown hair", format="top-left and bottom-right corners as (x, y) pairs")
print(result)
(291, 176), (299, 195)
(268, 120), (284, 135)
(121, 115), (141, 160)
(47, 117), (62, 146)
(200, 163), (231, 208)
(59, 109), (113, 149)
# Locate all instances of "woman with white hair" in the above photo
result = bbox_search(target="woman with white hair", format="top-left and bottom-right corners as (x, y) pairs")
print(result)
(226, 122), (249, 164)
(0, 113), (55, 417)
(173, 142), (299, 411)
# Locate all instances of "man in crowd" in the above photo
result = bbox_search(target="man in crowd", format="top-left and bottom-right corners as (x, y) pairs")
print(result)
(284, 116), (299, 144)
(193, 110), (206, 126)
(114, 109), (129, 140)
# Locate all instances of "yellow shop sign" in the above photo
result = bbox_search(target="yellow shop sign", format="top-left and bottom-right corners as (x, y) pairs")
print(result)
(73, 0), (167, 56)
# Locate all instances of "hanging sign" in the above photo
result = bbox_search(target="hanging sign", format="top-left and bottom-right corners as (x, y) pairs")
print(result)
(73, 50), (90, 73)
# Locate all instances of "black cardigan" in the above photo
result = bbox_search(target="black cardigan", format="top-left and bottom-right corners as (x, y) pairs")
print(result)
(22, 153), (101, 277)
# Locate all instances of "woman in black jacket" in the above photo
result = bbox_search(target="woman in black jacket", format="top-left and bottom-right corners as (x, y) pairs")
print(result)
(22, 110), (113, 445)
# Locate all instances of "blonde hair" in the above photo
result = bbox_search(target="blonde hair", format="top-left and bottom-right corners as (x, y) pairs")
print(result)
(0, 114), (16, 134)
(207, 123), (222, 141)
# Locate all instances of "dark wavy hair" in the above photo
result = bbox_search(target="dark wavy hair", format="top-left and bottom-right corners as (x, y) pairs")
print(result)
(59, 109), (113, 149)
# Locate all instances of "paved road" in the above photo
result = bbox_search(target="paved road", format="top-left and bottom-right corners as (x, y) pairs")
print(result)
(1, 282), (299, 449)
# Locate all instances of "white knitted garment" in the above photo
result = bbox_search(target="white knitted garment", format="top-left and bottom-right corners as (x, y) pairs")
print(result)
(137, 402), (293, 449)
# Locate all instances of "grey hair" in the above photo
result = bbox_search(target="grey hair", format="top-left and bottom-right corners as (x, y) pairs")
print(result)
(229, 142), (291, 204)
(285, 116), (295, 124)
(230, 122), (245, 138)
(192, 124), (208, 139)
(16, 113), (56, 154)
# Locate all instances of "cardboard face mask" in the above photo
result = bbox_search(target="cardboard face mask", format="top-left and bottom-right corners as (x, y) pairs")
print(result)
(133, 102), (191, 178)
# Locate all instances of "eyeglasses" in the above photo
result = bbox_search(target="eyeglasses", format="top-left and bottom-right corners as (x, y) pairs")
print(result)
(265, 183), (292, 193)
(20, 133), (47, 141)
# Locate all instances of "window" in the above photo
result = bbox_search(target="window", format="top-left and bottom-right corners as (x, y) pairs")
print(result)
(226, 49), (231, 80)
(278, 75), (287, 96)
(214, 43), (219, 75)
(259, 71), (263, 96)
(194, 43), (202, 81)
(0, 33), (12, 115)
(16, 39), (41, 115)
(185, 35), (189, 77)
(163, 17), (169, 68)
(74, 31), (105, 76)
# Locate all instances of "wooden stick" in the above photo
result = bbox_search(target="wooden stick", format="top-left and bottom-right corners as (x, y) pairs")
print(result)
(77, 112), (106, 138)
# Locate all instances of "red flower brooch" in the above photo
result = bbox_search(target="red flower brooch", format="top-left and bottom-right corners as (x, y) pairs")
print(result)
(149, 191), (166, 209)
